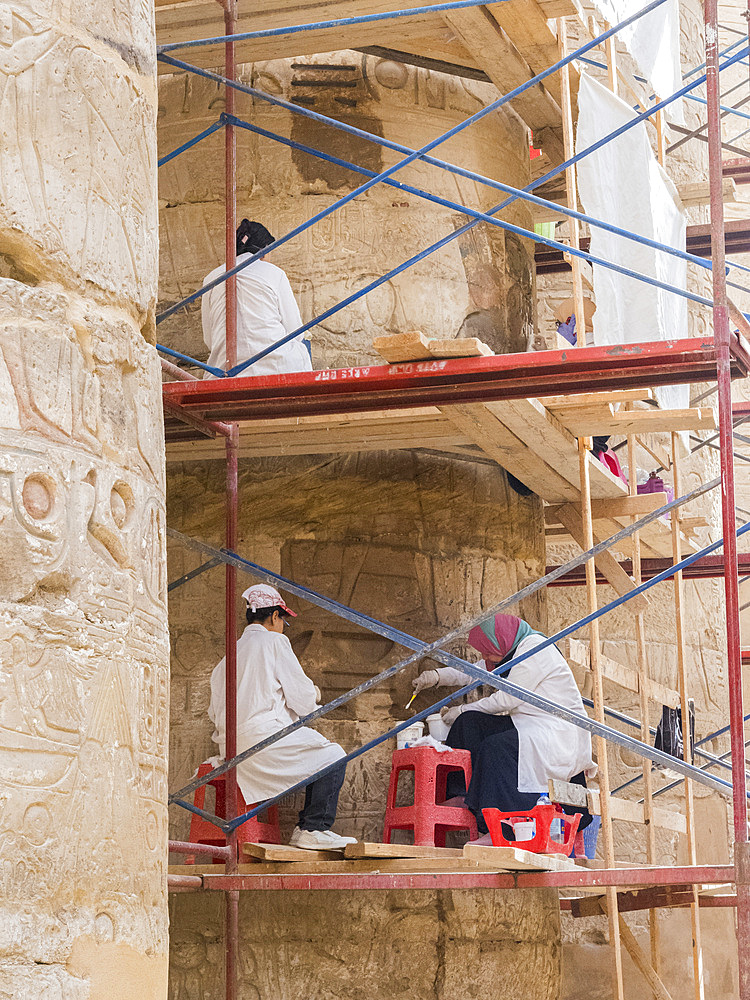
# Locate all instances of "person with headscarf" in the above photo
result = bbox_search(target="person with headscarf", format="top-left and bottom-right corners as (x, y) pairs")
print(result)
(201, 219), (312, 377)
(410, 613), (596, 841)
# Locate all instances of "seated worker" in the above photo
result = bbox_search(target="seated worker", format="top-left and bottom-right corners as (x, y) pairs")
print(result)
(411, 613), (596, 843)
(201, 219), (312, 377)
(208, 584), (354, 850)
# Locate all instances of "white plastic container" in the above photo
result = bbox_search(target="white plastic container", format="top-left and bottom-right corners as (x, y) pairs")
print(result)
(397, 721), (424, 750)
(513, 820), (536, 842)
(426, 713), (450, 742)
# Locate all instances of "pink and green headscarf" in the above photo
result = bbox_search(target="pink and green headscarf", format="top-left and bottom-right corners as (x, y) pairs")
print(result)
(467, 614), (545, 673)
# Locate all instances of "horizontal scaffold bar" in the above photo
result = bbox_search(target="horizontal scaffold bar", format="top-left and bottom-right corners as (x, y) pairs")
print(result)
(548, 552), (750, 585)
(192, 864), (735, 893)
(161, 337), (750, 425)
(157, 0), (506, 53)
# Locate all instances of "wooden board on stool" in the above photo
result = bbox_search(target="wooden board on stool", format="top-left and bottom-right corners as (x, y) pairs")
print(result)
(242, 842), (345, 862)
(344, 841), (465, 860)
(463, 843), (577, 871)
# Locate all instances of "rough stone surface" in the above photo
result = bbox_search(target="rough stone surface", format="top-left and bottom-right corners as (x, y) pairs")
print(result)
(169, 887), (561, 1000)
(0, 2), (168, 998)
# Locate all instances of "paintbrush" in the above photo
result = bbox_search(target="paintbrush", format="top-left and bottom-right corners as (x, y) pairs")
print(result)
(404, 690), (418, 711)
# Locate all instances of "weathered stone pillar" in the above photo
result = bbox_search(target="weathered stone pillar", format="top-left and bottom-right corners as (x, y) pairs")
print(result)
(0, 3), (168, 998)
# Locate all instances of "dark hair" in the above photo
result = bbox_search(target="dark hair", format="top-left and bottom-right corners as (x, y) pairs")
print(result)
(246, 604), (288, 626)
(236, 219), (274, 258)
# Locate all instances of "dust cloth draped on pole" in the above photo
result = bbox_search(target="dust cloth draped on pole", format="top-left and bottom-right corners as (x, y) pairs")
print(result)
(208, 623), (345, 803)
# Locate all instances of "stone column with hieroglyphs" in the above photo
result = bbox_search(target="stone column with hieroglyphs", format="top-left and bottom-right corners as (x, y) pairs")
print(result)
(0, 2), (168, 998)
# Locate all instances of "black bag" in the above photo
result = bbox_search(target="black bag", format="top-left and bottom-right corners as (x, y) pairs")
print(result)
(653, 701), (694, 767)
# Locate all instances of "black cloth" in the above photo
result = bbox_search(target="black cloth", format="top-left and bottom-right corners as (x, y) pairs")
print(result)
(236, 219), (274, 257)
(445, 710), (591, 835)
(298, 764), (346, 831)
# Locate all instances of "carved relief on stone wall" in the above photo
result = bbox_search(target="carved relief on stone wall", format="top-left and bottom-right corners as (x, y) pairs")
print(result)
(157, 49), (533, 369)
(0, 4), (156, 313)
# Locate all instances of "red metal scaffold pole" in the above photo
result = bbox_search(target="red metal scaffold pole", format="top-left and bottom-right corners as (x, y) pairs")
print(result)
(704, 0), (750, 993)
(221, 1), (240, 998)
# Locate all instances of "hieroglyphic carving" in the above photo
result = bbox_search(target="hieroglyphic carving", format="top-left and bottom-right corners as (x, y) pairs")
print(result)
(0, 3), (165, 988)
(0, 3), (157, 314)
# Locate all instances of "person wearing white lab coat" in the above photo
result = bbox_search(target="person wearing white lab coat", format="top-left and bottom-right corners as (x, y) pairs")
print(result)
(411, 613), (596, 842)
(208, 584), (354, 850)
(201, 219), (312, 377)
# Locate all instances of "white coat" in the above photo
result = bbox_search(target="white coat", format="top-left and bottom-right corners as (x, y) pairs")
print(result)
(201, 255), (313, 377)
(208, 624), (344, 804)
(437, 634), (596, 793)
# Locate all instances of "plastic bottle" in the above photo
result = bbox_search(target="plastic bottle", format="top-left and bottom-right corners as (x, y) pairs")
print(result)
(537, 793), (563, 843)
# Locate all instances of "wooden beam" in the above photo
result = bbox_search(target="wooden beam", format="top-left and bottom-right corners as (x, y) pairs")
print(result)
(554, 503), (650, 613)
(558, 407), (717, 438)
(443, 5), (564, 140)
(441, 402), (581, 501)
(618, 915), (675, 1000)
(546, 493), (668, 524)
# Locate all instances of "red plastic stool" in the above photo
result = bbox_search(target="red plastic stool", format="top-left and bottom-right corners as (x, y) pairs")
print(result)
(382, 746), (478, 847)
(186, 761), (281, 863)
(483, 803), (581, 855)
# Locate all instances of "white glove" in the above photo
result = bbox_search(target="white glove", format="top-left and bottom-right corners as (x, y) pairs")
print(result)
(441, 704), (465, 727)
(313, 685), (322, 703)
(412, 669), (440, 693)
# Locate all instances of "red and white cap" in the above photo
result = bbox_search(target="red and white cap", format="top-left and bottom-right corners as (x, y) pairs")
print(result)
(242, 583), (297, 617)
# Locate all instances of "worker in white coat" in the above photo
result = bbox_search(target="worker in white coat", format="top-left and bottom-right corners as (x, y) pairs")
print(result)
(201, 219), (312, 377)
(411, 613), (596, 843)
(208, 584), (354, 850)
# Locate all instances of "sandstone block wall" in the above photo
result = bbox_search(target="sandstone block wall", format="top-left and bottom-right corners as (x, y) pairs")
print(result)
(0, 3), (168, 998)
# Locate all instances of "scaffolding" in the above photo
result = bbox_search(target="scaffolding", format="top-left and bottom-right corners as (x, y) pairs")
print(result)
(157, 1), (750, 998)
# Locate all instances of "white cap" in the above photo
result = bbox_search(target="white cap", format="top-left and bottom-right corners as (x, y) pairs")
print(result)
(242, 583), (297, 617)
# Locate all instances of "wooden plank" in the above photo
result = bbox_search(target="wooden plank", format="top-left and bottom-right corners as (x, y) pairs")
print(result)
(463, 843), (577, 871)
(546, 493), (667, 524)
(618, 914), (675, 1000)
(344, 842), (464, 860)
(373, 332), (493, 362)
(608, 797), (687, 836)
(427, 337), (494, 358)
(544, 389), (653, 409)
(373, 331), (434, 362)
(558, 407), (717, 438)
(565, 639), (680, 709)
(549, 781), (688, 837)
(677, 177), (738, 208)
(441, 402), (581, 501)
(173, 858), (484, 874)
(554, 503), (650, 614)
(486, 0), (567, 107)
(243, 841), (344, 862)
(443, 5), (564, 139)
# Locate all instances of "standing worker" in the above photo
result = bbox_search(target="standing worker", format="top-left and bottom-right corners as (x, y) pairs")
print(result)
(208, 584), (354, 850)
(411, 613), (595, 842)
(201, 219), (312, 377)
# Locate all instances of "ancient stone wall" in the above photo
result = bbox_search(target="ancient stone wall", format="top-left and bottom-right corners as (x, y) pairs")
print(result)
(157, 52), (537, 370)
(0, 2), (168, 998)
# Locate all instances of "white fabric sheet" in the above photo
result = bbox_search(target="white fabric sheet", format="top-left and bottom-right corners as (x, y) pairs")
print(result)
(435, 639), (597, 794)
(201, 254), (312, 377)
(576, 74), (688, 412)
(589, 0), (683, 119)
(208, 623), (345, 803)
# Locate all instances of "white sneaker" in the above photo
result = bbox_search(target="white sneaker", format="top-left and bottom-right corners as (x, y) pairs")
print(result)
(289, 826), (304, 847)
(291, 828), (350, 851)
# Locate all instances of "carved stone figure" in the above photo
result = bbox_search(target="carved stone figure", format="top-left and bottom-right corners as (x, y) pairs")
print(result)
(0, 3), (167, 998)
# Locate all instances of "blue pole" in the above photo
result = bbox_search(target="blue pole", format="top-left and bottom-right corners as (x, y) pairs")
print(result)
(225, 43), (749, 376)
(158, 0), (508, 53)
(155, 0), (675, 328)
(159, 119), (226, 168)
